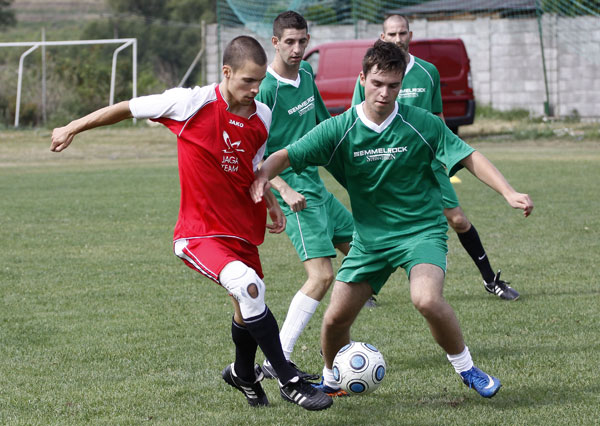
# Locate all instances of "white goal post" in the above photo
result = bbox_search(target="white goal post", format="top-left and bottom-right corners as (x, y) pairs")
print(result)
(0, 38), (137, 127)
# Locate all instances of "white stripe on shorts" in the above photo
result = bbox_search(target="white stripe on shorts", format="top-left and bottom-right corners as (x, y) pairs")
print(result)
(173, 239), (219, 282)
(294, 213), (308, 261)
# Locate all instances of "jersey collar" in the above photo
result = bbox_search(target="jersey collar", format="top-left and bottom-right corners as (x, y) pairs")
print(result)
(356, 101), (398, 133)
(405, 54), (415, 75)
(267, 66), (301, 88)
(216, 84), (258, 118)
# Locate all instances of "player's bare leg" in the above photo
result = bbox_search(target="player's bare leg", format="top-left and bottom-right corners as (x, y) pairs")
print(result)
(320, 280), (373, 367)
(444, 206), (471, 233)
(408, 263), (465, 354)
(300, 257), (336, 300)
(334, 241), (351, 257)
(409, 263), (501, 398)
(314, 280), (372, 396)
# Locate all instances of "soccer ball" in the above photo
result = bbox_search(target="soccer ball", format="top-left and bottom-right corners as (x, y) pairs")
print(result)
(332, 341), (386, 395)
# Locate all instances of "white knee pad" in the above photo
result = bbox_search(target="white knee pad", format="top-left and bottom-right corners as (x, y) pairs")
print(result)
(219, 261), (266, 319)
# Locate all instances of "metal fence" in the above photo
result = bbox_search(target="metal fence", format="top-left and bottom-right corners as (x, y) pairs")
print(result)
(217, 0), (599, 62)
(214, 0), (600, 117)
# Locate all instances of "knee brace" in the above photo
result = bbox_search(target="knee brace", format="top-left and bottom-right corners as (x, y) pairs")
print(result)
(219, 261), (266, 319)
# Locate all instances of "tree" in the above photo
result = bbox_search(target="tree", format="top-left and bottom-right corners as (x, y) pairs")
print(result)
(0, 0), (16, 29)
(82, 0), (217, 91)
(107, 0), (215, 23)
(304, 4), (338, 25)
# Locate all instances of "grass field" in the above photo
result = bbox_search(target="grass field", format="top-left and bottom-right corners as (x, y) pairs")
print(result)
(1, 125), (599, 425)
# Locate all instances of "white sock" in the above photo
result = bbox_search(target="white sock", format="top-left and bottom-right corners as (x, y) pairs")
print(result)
(447, 346), (474, 374)
(322, 366), (337, 388)
(279, 291), (320, 359)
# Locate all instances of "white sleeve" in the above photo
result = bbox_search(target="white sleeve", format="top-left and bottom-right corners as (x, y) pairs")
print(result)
(129, 84), (217, 120)
(255, 100), (272, 131)
(252, 101), (272, 171)
(252, 143), (267, 172)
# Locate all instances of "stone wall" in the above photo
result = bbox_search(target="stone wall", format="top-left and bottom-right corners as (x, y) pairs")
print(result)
(205, 15), (600, 118)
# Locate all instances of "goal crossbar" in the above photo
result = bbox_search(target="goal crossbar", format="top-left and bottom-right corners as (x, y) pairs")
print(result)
(0, 38), (137, 127)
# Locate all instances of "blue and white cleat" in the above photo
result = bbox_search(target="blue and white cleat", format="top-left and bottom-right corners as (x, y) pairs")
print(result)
(312, 377), (349, 397)
(460, 366), (501, 398)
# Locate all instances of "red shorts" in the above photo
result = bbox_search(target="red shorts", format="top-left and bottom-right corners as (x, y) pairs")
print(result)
(173, 237), (263, 283)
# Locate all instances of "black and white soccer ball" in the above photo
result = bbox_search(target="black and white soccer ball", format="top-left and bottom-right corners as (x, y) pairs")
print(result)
(332, 341), (386, 395)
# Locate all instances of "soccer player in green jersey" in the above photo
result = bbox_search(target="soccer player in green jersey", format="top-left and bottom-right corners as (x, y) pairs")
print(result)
(353, 14), (520, 301)
(251, 40), (534, 398)
(255, 11), (354, 381)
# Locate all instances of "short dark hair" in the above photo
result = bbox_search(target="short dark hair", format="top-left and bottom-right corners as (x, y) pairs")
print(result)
(273, 10), (307, 38)
(222, 35), (267, 70)
(383, 14), (410, 32)
(362, 40), (407, 77)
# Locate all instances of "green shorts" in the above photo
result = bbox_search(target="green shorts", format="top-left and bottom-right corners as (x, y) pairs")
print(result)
(434, 164), (460, 209)
(285, 193), (354, 261)
(336, 231), (448, 294)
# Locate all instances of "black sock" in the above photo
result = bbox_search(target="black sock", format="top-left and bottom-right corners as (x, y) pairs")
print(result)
(457, 225), (495, 283)
(231, 319), (258, 382)
(243, 306), (296, 384)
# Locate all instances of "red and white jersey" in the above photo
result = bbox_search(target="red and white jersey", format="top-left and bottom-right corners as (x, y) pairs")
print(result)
(129, 83), (271, 246)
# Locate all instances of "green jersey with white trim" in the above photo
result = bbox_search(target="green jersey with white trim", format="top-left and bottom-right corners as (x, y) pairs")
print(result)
(353, 54), (450, 198)
(286, 102), (474, 250)
(352, 54), (442, 114)
(256, 61), (331, 214)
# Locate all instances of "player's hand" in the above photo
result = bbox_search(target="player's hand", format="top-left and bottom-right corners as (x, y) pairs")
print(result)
(280, 187), (306, 212)
(250, 176), (270, 203)
(266, 203), (286, 234)
(506, 191), (534, 217)
(50, 126), (75, 152)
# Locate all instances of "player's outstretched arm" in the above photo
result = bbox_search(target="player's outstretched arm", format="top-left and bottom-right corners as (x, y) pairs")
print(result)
(461, 151), (534, 217)
(270, 176), (306, 212)
(257, 159), (306, 212)
(263, 190), (286, 234)
(50, 101), (133, 152)
(250, 149), (291, 204)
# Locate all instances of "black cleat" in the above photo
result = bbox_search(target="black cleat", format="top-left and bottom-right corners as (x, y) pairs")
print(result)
(279, 376), (333, 411)
(222, 363), (269, 407)
(262, 360), (320, 381)
(484, 270), (520, 301)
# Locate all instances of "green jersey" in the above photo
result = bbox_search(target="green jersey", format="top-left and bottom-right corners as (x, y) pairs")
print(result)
(256, 61), (331, 214)
(286, 102), (474, 251)
(353, 53), (451, 201)
(352, 54), (443, 114)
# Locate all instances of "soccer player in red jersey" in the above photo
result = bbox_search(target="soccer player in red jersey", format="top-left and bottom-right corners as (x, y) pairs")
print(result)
(50, 36), (332, 411)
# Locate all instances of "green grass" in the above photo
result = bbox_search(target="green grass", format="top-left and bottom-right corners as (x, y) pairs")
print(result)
(1, 127), (599, 425)
(475, 105), (534, 121)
